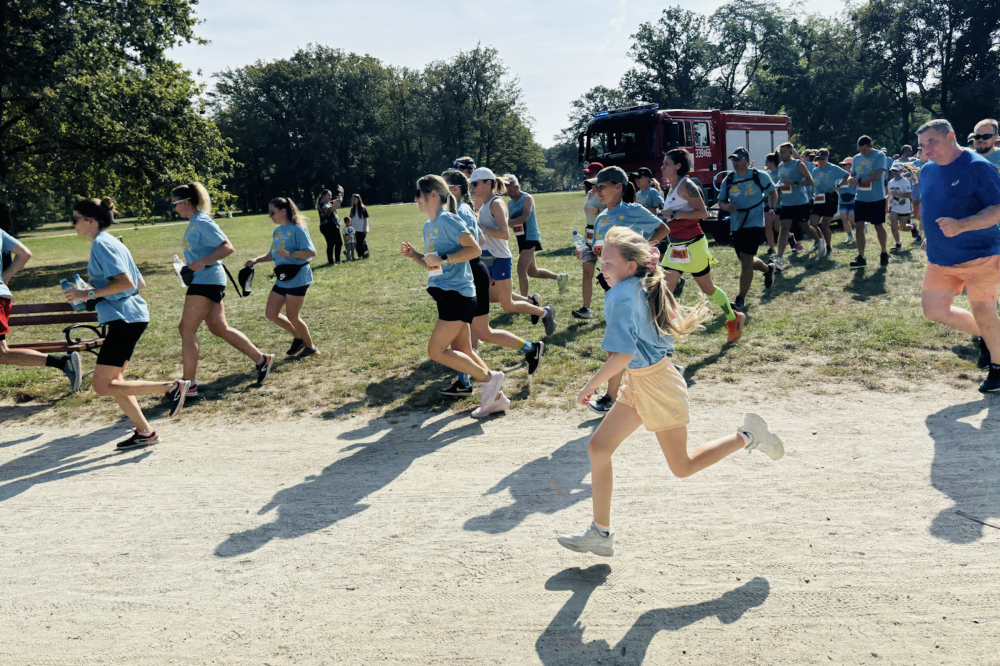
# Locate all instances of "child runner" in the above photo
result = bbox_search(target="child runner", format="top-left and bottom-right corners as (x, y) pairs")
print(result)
(245, 197), (319, 358)
(67, 199), (191, 449)
(505, 174), (569, 297)
(173, 182), (274, 396)
(556, 226), (784, 556)
(401, 174), (508, 416)
(573, 163), (606, 320)
(0, 231), (82, 392)
(838, 157), (857, 244)
(887, 163), (920, 249)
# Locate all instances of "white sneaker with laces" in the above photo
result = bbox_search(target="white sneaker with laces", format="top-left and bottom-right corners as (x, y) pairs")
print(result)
(478, 370), (505, 409)
(815, 238), (827, 256)
(557, 273), (569, 294)
(741, 413), (784, 460)
(556, 522), (615, 556)
(471, 391), (510, 418)
(774, 256), (785, 271)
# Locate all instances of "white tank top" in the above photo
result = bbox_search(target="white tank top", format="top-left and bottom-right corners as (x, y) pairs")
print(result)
(663, 176), (695, 213)
(477, 195), (512, 259)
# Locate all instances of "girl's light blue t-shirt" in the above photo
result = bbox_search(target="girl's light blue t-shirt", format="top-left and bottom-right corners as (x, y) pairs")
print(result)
(601, 276), (674, 369)
(272, 223), (316, 288)
(636, 187), (665, 210)
(182, 211), (228, 286)
(593, 202), (664, 249)
(87, 232), (149, 324)
(0, 230), (21, 300)
(456, 201), (482, 244)
(422, 210), (475, 297)
(507, 193), (540, 242)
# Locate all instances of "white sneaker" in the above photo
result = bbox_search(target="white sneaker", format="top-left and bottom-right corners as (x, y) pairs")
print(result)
(556, 522), (615, 556)
(741, 413), (784, 460)
(774, 256), (785, 271)
(478, 370), (505, 409)
(471, 391), (510, 418)
(815, 239), (826, 256)
(557, 273), (569, 294)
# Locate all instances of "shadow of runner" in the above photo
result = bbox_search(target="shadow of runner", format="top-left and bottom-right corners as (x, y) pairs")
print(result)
(536, 565), (769, 665)
(926, 397), (1000, 543)
(214, 407), (485, 558)
(0, 425), (151, 503)
(463, 420), (601, 534)
(843, 264), (887, 301)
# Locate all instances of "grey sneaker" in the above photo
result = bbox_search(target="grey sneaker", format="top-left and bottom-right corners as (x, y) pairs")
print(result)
(557, 522), (615, 557)
(557, 273), (569, 294)
(256, 353), (275, 384)
(572, 306), (593, 320)
(741, 413), (784, 460)
(479, 370), (505, 409)
(62, 352), (82, 392)
(542, 304), (557, 336)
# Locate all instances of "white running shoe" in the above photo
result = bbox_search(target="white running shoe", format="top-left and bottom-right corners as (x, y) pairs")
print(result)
(557, 273), (569, 294)
(741, 413), (784, 460)
(479, 370), (505, 410)
(471, 391), (510, 418)
(774, 256), (785, 271)
(815, 238), (827, 256)
(557, 522), (615, 557)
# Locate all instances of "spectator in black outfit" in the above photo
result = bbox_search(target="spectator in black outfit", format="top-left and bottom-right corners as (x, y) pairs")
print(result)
(350, 194), (371, 259)
(316, 187), (344, 264)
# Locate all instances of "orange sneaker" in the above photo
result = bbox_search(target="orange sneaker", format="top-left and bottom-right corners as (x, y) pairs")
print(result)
(725, 312), (747, 343)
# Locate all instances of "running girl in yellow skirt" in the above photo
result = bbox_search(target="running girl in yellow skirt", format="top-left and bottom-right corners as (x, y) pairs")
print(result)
(556, 226), (784, 557)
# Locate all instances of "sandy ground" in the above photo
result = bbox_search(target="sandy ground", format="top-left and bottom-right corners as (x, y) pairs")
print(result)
(1, 382), (998, 665)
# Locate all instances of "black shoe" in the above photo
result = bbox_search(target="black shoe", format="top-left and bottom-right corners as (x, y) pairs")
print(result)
(891, 242), (902, 253)
(572, 306), (593, 320)
(256, 354), (275, 384)
(765, 247), (775, 256)
(979, 364), (1000, 393)
(525, 341), (544, 375)
(977, 337), (992, 370)
(880, 252), (890, 266)
(733, 297), (747, 313)
(764, 263), (775, 289)
(297, 347), (320, 359)
(530, 293), (541, 325)
(166, 380), (191, 417)
(439, 380), (473, 397)
(914, 234), (922, 244)
(588, 394), (613, 416)
(117, 429), (159, 450)
(286, 338), (304, 356)
(850, 256), (867, 268)
(673, 277), (686, 298)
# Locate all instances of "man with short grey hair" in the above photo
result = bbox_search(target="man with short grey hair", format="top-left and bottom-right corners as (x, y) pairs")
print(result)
(917, 118), (1000, 392)
(973, 118), (1000, 171)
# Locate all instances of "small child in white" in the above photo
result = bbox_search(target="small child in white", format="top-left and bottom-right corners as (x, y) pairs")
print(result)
(557, 226), (785, 557)
(343, 215), (357, 261)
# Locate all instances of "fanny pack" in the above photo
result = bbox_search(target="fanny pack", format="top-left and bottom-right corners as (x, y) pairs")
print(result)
(237, 266), (255, 297)
(273, 262), (305, 282)
(179, 266), (195, 286)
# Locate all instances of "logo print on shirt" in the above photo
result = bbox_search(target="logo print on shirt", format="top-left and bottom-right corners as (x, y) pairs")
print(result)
(951, 180), (960, 186)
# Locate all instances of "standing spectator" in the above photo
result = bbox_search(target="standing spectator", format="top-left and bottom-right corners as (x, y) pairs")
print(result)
(315, 186), (344, 264)
(350, 194), (370, 259)
(973, 119), (1000, 171)
(101, 197), (116, 224)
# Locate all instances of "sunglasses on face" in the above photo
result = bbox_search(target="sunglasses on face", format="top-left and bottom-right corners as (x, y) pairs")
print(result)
(974, 133), (996, 141)
(267, 210), (276, 217)
(415, 189), (425, 199)
(170, 198), (189, 208)
(71, 215), (82, 225)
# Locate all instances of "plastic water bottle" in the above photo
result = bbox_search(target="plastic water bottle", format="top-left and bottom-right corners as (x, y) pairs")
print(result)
(73, 274), (87, 290)
(61, 278), (85, 312)
(172, 254), (185, 285)
(572, 230), (585, 250)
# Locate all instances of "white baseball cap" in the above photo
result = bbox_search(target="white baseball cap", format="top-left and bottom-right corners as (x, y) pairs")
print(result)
(469, 167), (496, 183)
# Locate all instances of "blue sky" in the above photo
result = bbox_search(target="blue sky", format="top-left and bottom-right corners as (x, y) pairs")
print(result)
(171, 0), (844, 147)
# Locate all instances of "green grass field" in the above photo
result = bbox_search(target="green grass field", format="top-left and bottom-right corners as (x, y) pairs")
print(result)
(1, 192), (983, 422)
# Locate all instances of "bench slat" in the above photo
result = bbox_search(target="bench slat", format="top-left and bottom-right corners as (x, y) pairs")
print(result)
(10, 303), (75, 315)
(6, 339), (104, 353)
(9, 312), (99, 327)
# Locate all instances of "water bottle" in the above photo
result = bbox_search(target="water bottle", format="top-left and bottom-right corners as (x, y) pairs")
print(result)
(61, 278), (85, 312)
(572, 230), (585, 250)
(73, 274), (87, 290)
(172, 254), (185, 286)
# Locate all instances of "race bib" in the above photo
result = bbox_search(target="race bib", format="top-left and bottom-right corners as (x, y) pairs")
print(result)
(426, 253), (443, 279)
(814, 193), (826, 204)
(512, 223), (525, 236)
(858, 182), (872, 192)
(593, 239), (604, 257)
(780, 183), (792, 193)
(668, 245), (691, 264)
(585, 227), (594, 243)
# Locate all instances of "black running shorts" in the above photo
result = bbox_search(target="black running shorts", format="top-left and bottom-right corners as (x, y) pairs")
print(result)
(855, 199), (887, 225)
(96, 320), (148, 368)
(469, 257), (491, 318)
(427, 287), (476, 324)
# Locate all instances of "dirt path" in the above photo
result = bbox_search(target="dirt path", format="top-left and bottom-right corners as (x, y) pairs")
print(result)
(1, 383), (998, 665)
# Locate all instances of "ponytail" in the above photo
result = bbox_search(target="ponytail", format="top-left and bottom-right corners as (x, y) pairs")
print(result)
(72, 198), (115, 229)
(417, 174), (457, 215)
(269, 197), (307, 226)
(493, 175), (506, 197)
(316, 189), (332, 210)
(442, 170), (475, 210)
(171, 181), (212, 213)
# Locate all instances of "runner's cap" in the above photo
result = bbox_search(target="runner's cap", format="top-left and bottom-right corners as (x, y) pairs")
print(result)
(729, 147), (750, 160)
(469, 167), (496, 183)
(583, 162), (604, 176)
(636, 167), (654, 178)
(839, 156), (853, 166)
(591, 166), (628, 185)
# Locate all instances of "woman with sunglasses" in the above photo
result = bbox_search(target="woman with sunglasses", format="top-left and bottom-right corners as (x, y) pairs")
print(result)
(402, 175), (508, 417)
(173, 182), (275, 396)
(245, 197), (319, 358)
(67, 199), (191, 449)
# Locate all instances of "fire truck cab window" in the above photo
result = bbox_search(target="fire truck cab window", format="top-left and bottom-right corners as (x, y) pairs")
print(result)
(693, 121), (710, 147)
(586, 117), (655, 163)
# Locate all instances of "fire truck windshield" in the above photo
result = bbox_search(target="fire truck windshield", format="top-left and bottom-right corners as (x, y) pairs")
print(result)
(585, 114), (655, 164)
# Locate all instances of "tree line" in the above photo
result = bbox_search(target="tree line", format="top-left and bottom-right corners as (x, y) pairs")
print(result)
(548, 0), (1000, 188)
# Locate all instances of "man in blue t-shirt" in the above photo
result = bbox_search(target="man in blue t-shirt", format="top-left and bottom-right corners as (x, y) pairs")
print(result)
(717, 147), (778, 311)
(849, 135), (891, 268)
(972, 118), (1000, 172)
(917, 118), (1000, 393)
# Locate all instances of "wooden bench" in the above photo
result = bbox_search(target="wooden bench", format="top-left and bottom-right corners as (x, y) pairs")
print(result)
(6, 303), (106, 356)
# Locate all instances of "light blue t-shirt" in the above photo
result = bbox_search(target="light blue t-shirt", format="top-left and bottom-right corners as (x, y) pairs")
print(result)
(982, 150), (1000, 171)
(456, 201), (482, 244)
(0, 230), (22, 300)
(719, 169), (774, 230)
(507, 193), (540, 242)
(87, 231), (149, 325)
(851, 150), (889, 202)
(182, 210), (228, 286)
(776, 159), (810, 206)
(766, 169), (781, 207)
(593, 202), (665, 257)
(272, 223), (316, 289)
(601, 276), (674, 369)
(636, 187), (664, 210)
(811, 163), (850, 196)
(423, 209), (475, 297)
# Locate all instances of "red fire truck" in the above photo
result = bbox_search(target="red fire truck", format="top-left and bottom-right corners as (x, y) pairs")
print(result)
(578, 104), (792, 206)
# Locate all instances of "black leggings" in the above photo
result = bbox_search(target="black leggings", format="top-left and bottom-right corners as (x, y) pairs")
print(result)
(320, 224), (342, 263)
(355, 231), (369, 258)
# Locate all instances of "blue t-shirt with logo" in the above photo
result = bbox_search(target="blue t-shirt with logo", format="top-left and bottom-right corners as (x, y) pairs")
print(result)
(182, 211), (228, 286)
(851, 150), (889, 202)
(921, 150), (1000, 267)
(423, 209), (475, 297)
(719, 170), (774, 230)
(593, 202), (665, 258)
(601, 276), (674, 369)
(0, 230), (22, 300)
(87, 231), (149, 324)
(272, 223), (316, 289)
(811, 163), (850, 196)
(507, 193), (540, 242)
(636, 187), (664, 211)
(766, 169), (781, 207)
(776, 160), (810, 206)
(456, 201), (481, 244)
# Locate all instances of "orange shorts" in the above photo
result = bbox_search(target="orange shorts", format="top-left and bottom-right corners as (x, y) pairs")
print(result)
(922, 256), (1000, 302)
(617, 356), (690, 432)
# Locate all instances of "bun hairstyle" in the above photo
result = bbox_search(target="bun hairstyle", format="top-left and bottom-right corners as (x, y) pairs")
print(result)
(269, 197), (306, 226)
(100, 197), (115, 213)
(171, 181), (212, 213)
(765, 152), (780, 168)
(665, 148), (691, 177)
(442, 170), (474, 210)
(417, 174), (458, 215)
(316, 189), (333, 210)
(603, 226), (709, 340)
(73, 198), (115, 229)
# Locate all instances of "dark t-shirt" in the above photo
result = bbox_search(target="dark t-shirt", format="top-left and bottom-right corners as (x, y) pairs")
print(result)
(921, 150), (1000, 266)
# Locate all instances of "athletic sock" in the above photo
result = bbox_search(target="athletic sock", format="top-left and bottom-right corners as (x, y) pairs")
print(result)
(710, 287), (737, 321)
(593, 522), (610, 537)
(44, 354), (67, 369)
(457, 372), (471, 387)
(517, 339), (534, 355)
